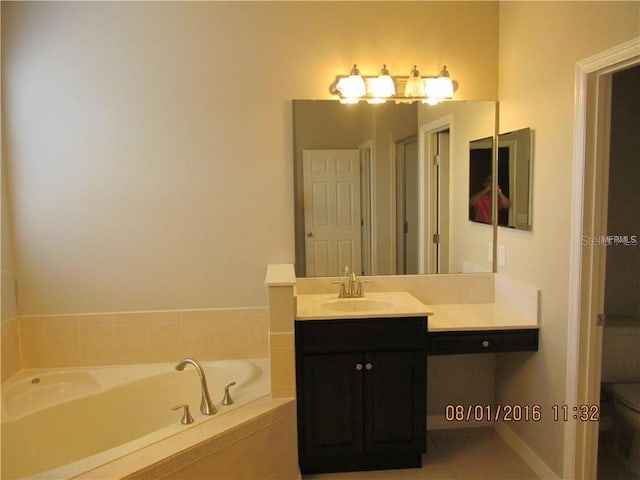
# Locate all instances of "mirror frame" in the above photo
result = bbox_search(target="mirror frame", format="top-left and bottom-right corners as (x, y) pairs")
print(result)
(497, 127), (533, 231)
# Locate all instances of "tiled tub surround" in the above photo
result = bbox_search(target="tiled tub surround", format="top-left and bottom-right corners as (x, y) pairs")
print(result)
(2, 307), (269, 378)
(1, 316), (20, 381)
(1, 306), (301, 480)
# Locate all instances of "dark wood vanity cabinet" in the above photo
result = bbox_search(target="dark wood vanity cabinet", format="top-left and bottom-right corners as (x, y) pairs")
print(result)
(428, 328), (539, 355)
(295, 317), (427, 474)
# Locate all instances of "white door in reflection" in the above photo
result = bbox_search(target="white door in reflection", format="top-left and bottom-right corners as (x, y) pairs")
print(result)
(303, 150), (362, 277)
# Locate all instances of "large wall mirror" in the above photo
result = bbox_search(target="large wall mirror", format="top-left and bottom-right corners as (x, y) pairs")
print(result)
(293, 100), (498, 277)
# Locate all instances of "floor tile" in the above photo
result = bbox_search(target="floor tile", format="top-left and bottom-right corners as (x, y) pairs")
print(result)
(302, 427), (539, 480)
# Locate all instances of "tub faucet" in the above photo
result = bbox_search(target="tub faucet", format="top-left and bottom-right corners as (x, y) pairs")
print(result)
(175, 357), (217, 415)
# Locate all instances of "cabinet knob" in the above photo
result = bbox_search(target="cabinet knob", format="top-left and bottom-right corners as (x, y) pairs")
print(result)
(355, 363), (363, 371)
(481, 340), (490, 348)
(365, 362), (373, 370)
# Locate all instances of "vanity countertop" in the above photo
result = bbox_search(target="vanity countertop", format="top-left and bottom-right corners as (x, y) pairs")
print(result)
(295, 292), (431, 320)
(427, 303), (538, 332)
(295, 292), (538, 332)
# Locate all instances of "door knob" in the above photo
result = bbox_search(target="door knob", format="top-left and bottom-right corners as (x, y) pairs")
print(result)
(365, 363), (373, 370)
(307, 232), (313, 237)
(355, 363), (363, 371)
(481, 340), (490, 348)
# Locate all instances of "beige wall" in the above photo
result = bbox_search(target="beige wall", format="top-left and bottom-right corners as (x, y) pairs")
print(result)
(496, 1), (639, 477)
(1, 1), (498, 316)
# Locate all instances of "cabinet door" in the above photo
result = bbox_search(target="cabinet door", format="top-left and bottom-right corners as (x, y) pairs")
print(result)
(300, 353), (364, 465)
(364, 351), (426, 455)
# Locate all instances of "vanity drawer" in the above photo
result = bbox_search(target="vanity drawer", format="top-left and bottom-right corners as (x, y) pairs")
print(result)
(296, 317), (427, 354)
(428, 329), (538, 355)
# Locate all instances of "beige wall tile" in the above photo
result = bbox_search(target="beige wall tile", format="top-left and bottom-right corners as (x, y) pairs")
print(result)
(213, 316), (248, 360)
(270, 333), (295, 399)
(196, 435), (243, 479)
(246, 316), (269, 358)
(148, 321), (183, 362)
(46, 316), (81, 367)
(236, 427), (270, 479)
(1, 318), (21, 381)
(79, 319), (116, 366)
(113, 321), (150, 364)
(14, 307), (267, 371)
(270, 332), (294, 350)
(181, 311), (216, 360)
(269, 287), (295, 333)
(157, 460), (199, 480)
(19, 322), (47, 368)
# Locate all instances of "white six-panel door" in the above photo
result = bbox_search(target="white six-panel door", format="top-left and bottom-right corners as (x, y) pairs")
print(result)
(303, 150), (361, 277)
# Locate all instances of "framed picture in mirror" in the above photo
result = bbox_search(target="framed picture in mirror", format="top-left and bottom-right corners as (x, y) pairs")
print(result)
(497, 127), (532, 230)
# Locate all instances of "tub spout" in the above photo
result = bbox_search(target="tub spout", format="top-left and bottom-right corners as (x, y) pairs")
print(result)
(175, 357), (217, 415)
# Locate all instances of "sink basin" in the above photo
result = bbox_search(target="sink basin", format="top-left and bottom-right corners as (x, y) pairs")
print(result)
(296, 291), (430, 320)
(321, 298), (395, 312)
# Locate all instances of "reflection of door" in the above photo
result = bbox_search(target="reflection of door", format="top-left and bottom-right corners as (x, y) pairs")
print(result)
(421, 120), (452, 275)
(434, 130), (450, 273)
(396, 137), (419, 274)
(359, 142), (374, 276)
(303, 150), (361, 277)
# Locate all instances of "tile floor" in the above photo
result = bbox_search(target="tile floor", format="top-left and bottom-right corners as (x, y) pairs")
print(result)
(302, 427), (539, 480)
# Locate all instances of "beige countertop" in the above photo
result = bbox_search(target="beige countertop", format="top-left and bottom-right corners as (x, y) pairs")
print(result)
(427, 303), (538, 332)
(295, 292), (538, 332)
(295, 292), (431, 320)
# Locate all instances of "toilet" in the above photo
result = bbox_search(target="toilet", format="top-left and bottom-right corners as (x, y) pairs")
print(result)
(609, 383), (640, 474)
(602, 320), (640, 476)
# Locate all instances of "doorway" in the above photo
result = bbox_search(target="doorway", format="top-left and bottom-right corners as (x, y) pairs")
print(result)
(569, 38), (639, 479)
(596, 64), (640, 480)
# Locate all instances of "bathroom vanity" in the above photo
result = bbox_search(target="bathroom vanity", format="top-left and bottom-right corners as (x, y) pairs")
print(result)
(295, 316), (427, 473)
(293, 291), (539, 474)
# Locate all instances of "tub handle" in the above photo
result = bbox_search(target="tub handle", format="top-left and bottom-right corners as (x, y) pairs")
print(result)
(172, 404), (194, 425)
(222, 381), (236, 405)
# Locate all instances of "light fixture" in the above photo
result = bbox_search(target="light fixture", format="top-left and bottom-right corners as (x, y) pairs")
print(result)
(335, 64), (366, 104)
(368, 64), (396, 103)
(330, 64), (456, 105)
(423, 66), (454, 105)
(404, 65), (424, 98)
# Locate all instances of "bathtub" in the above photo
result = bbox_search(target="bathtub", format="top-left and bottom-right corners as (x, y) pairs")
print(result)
(1, 358), (270, 479)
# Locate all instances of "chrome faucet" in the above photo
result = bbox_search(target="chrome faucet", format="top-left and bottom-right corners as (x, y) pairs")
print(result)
(175, 357), (217, 415)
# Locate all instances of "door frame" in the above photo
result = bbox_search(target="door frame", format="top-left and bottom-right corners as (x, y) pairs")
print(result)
(566, 36), (640, 479)
(394, 135), (420, 275)
(359, 140), (375, 275)
(419, 115), (453, 274)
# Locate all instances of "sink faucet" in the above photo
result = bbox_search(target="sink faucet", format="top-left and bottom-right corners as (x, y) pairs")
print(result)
(175, 357), (217, 415)
(332, 266), (368, 298)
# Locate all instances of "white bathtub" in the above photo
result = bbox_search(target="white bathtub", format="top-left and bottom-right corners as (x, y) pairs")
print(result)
(1, 358), (270, 479)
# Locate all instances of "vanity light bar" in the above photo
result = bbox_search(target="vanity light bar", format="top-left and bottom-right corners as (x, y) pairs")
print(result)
(331, 64), (457, 105)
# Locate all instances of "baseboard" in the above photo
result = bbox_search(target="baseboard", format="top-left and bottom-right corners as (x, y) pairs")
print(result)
(494, 423), (559, 479)
(427, 415), (493, 430)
